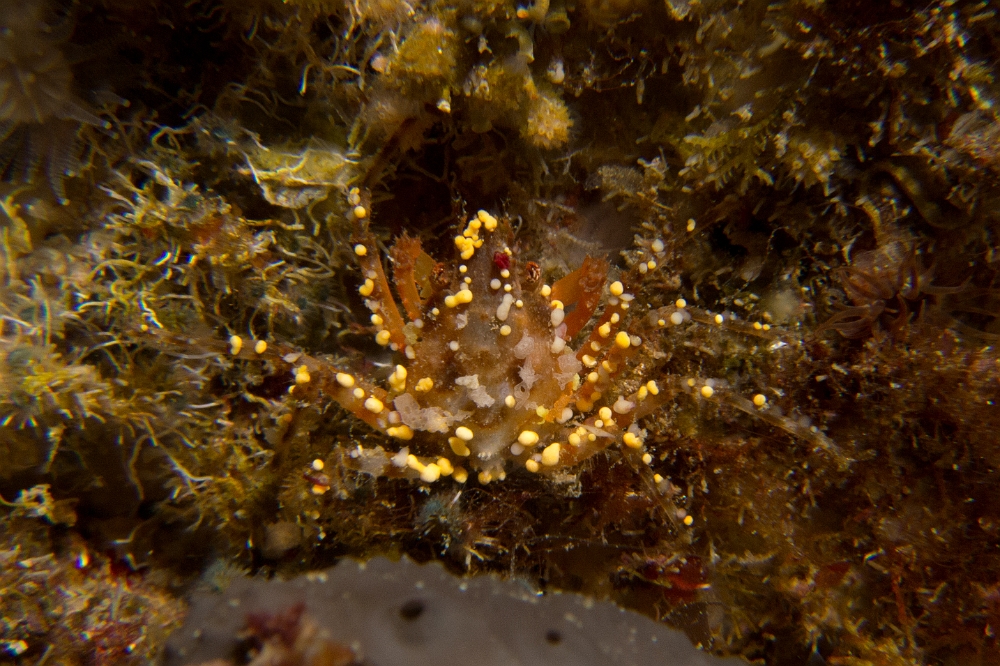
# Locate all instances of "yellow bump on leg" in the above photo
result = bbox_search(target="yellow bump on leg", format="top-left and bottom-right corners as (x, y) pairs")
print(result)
(452, 467), (468, 483)
(525, 459), (540, 473)
(311, 458), (325, 471)
(295, 366), (311, 384)
(336, 372), (355, 388)
(375, 330), (392, 346)
(387, 425), (414, 440)
(646, 380), (659, 395)
(614, 331), (631, 349)
(609, 281), (624, 296)
(623, 432), (642, 449)
(683, 515), (694, 526)
(598, 406), (613, 422)
(700, 385), (714, 398)
(455, 426), (474, 441)
(598, 322), (611, 338)
(675, 298), (687, 308)
(504, 395), (516, 408)
(359, 278), (375, 297)
(420, 463), (441, 483)
(518, 430), (539, 446)
(229, 335), (243, 355)
(448, 437), (471, 457)
(415, 377), (434, 392)
(354, 244), (367, 256)
(753, 393), (767, 407)
(352, 387), (365, 399)
(353, 205), (368, 219)
(568, 433), (581, 446)
(541, 442), (561, 466)
(437, 458), (454, 476)
(364, 397), (384, 413)
(641, 453), (652, 464)
(252, 339), (267, 354)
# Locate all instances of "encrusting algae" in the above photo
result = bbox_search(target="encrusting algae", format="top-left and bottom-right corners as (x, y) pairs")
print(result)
(2, 0), (1000, 665)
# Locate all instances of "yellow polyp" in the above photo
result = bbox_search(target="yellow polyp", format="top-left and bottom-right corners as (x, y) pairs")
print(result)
(311, 484), (329, 495)
(675, 298), (687, 308)
(371, 313), (384, 326)
(599, 406), (612, 421)
(647, 260), (657, 270)
(653, 473), (664, 483)
(590, 341), (601, 351)
(354, 244), (368, 257)
(610, 313), (620, 324)
(437, 458), (454, 476)
(352, 387), (365, 399)
(568, 433), (582, 446)
(525, 459), (540, 473)
(582, 354), (597, 367)
(598, 322), (611, 338)
(610, 280), (624, 296)
(587, 371), (599, 383)
(478, 470), (493, 484)
(449, 437), (471, 457)
(701, 385), (715, 398)
(415, 377), (434, 392)
(455, 426), (474, 441)
(504, 395), (516, 408)
(453, 467), (469, 483)
(456, 289), (474, 304)
(646, 380), (659, 395)
(762, 324), (771, 331)
(714, 314), (724, 324)
(623, 432), (642, 448)
(295, 368), (311, 384)
(336, 372), (355, 388)
(637, 386), (648, 400)
(359, 278), (375, 297)
(420, 463), (441, 483)
(229, 335), (243, 355)
(642, 453), (652, 464)
(375, 330), (392, 346)
(753, 393), (767, 407)
(588, 433), (597, 442)
(444, 295), (458, 308)
(540, 284), (552, 297)
(252, 340), (266, 354)
(406, 454), (423, 471)
(614, 331), (631, 349)
(541, 442), (561, 466)
(518, 430), (540, 446)
(753, 321), (763, 330)
(683, 515), (694, 526)
(312, 458), (325, 471)
(602, 360), (615, 372)
(500, 324), (512, 336)
(353, 205), (368, 219)
(387, 425), (414, 440)
(535, 406), (550, 418)
(364, 397), (384, 413)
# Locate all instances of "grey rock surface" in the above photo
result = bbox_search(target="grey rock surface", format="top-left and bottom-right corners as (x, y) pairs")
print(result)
(165, 556), (742, 666)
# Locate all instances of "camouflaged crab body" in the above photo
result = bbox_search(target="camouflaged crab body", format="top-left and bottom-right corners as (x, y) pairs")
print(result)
(336, 203), (663, 484)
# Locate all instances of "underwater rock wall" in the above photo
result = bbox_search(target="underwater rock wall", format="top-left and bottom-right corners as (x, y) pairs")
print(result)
(0, 0), (999, 664)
